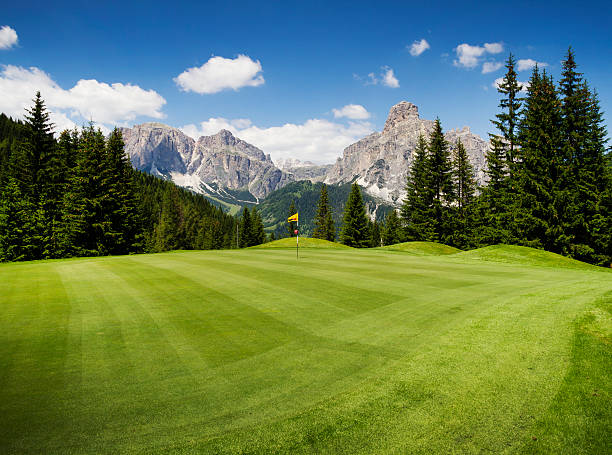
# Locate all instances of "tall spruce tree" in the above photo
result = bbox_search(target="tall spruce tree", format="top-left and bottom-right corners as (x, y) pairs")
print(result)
(154, 186), (182, 251)
(428, 118), (454, 243)
(515, 67), (564, 251)
(451, 139), (477, 249)
(382, 209), (402, 246)
(312, 183), (335, 241)
(340, 182), (370, 247)
(239, 206), (253, 247)
(251, 207), (266, 246)
(401, 134), (434, 241)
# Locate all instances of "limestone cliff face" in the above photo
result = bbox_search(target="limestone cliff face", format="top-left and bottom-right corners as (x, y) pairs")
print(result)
(324, 101), (488, 204)
(275, 158), (332, 183)
(120, 123), (292, 199)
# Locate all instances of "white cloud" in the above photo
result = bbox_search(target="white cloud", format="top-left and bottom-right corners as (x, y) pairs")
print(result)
(0, 26), (18, 49)
(356, 67), (399, 88)
(482, 61), (503, 74)
(454, 42), (504, 69)
(182, 117), (374, 164)
(332, 104), (371, 120)
(174, 54), (264, 94)
(409, 39), (430, 56)
(517, 58), (547, 72)
(493, 77), (529, 92)
(0, 64), (166, 133)
(381, 67), (400, 88)
(484, 42), (503, 54)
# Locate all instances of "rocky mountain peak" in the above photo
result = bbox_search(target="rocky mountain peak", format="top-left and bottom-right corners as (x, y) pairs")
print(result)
(383, 101), (420, 134)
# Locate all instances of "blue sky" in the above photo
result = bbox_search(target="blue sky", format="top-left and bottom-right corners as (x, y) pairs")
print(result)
(1, 0), (610, 163)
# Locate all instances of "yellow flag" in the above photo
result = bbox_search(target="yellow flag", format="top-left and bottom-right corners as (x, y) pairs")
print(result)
(287, 213), (298, 222)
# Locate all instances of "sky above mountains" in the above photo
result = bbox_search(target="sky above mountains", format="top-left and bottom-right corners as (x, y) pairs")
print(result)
(1, 0), (610, 164)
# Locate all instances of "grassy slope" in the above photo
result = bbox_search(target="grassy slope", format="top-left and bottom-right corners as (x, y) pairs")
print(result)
(251, 237), (351, 249)
(378, 241), (461, 255)
(0, 248), (610, 454)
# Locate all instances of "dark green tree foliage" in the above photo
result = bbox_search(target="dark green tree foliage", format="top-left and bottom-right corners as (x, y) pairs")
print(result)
(401, 134), (434, 241)
(451, 139), (477, 249)
(0, 93), (238, 261)
(368, 219), (381, 247)
(287, 200), (297, 237)
(312, 183), (335, 241)
(341, 183), (370, 247)
(250, 207), (266, 246)
(491, 54), (523, 167)
(515, 68), (565, 251)
(239, 206), (253, 248)
(558, 49), (611, 264)
(382, 209), (402, 246)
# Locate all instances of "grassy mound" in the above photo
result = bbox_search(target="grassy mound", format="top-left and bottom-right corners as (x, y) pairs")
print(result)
(379, 241), (461, 255)
(251, 237), (351, 249)
(456, 244), (603, 270)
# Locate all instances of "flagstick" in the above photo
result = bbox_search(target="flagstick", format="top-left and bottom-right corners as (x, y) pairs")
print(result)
(296, 217), (299, 260)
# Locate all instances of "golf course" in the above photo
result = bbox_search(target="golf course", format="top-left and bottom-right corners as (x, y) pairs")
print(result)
(1, 241), (610, 454)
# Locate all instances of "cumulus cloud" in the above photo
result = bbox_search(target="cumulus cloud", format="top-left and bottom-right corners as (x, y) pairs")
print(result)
(332, 104), (371, 120)
(0, 64), (166, 133)
(355, 66), (399, 88)
(0, 26), (18, 49)
(454, 42), (504, 69)
(409, 39), (430, 56)
(482, 61), (503, 74)
(174, 55), (264, 94)
(382, 67), (400, 88)
(517, 58), (547, 72)
(182, 116), (374, 164)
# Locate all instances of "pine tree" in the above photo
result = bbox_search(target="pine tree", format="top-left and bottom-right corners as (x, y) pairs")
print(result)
(287, 200), (297, 237)
(428, 119), (454, 243)
(401, 134), (434, 241)
(0, 178), (39, 261)
(451, 139), (477, 249)
(312, 183), (335, 241)
(239, 206), (253, 247)
(369, 219), (381, 247)
(340, 183), (370, 247)
(251, 207), (266, 246)
(515, 67), (564, 251)
(382, 209), (402, 246)
(492, 53), (523, 168)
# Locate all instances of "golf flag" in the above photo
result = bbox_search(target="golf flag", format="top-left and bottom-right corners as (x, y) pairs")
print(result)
(287, 213), (298, 222)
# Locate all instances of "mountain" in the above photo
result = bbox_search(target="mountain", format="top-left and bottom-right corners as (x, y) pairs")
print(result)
(258, 180), (394, 238)
(275, 158), (332, 182)
(120, 123), (293, 208)
(324, 101), (488, 204)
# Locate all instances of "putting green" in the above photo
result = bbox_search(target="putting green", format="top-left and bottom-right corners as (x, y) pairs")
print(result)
(0, 246), (610, 454)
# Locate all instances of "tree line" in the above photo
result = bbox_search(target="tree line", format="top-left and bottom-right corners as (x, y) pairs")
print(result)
(313, 49), (611, 265)
(0, 93), (242, 262)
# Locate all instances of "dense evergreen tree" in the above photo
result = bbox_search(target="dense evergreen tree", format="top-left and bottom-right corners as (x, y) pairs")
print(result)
(515, 67), (565, 251)
(427, 119), (454, 243)
(251, 207), (266, 246)
(401, 134), (434, 241)
(450, 139), (477, 249)
(382, 209), (402, 246)
(239, 206), (253, 247)
(154, 186), (183, 251)
(340, 183), (370, 247)
(312, 183), (335, 241)
(368, 219), (381, 248)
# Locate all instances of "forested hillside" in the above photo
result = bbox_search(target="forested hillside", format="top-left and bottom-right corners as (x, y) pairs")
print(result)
(0, 94), (238, 262)
(258, 180), (393, 238)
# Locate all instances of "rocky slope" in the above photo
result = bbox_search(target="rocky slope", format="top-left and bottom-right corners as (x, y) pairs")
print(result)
(275, 158), (332, 183)
(324, 101), (488, 204)
(120, 123), (293, 200)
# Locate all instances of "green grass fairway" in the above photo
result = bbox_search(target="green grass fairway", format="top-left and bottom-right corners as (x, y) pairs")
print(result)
(1, 246), (610, 454)
(378, 240), (461, 255)
(252, 237), (351, 249)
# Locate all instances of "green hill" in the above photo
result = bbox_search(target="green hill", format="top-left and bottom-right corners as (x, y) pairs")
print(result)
(455, 244), (605, 270)
(1, 248), (610, 453)
(258, 180), (394, 237)
(379, 241), (461, 255)
(251, 237), (351, 249)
